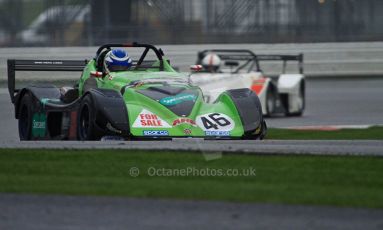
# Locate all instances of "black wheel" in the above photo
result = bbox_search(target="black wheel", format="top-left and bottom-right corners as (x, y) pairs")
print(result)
(258, 120), (267, 140)
(286, 81), (305, 116)
(18, 93), (33, 140)
(77, 94), (103, 140)
(265, 85), (276, 116)
(242, 120), (268, 140)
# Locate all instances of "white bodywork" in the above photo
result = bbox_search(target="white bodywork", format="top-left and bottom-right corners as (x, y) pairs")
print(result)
(277, 74), (305, 114)
(190, 71), (304, 115)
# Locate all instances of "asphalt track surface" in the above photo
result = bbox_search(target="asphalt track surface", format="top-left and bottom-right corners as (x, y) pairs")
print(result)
(1, 194), (382, 230)
(269, 77), (383, 128)
(1, 78), (383, 142)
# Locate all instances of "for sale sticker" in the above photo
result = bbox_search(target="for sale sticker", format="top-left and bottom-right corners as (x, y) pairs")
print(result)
(133, 109), (171, 128)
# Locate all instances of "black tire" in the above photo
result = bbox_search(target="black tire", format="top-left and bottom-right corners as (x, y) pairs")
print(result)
(77, 94), (103, 140)
(258, 120), (267, 140)
(265, 85), (276, 116)
(242, 120), (267, 140)
(18, 93), (33, 140)
(286, 81), (305, 116)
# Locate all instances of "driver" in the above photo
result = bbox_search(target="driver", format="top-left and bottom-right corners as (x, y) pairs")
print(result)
(104, 49), (133, 73)
(201, 53), (221, 73)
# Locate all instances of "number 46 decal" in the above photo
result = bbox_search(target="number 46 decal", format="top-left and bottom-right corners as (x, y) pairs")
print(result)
(196, 113), (235, 131)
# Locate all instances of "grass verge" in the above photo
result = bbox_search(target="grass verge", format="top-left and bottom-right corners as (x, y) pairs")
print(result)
(267, 126), (383, 140)
(0, 149), (382, 208)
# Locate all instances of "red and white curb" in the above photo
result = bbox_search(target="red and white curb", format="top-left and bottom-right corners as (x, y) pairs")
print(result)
(281, 124), (381, 131)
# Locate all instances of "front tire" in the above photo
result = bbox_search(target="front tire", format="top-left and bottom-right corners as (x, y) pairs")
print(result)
(18, 93), (33, 140)
(77, 94), (103, 140)
(265, 85), (276, 116)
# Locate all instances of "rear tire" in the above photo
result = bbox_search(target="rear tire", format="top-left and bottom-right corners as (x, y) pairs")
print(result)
(18, 93), (33, 140)
(77, 94), (103, 140)
(265, 85), (276, 116)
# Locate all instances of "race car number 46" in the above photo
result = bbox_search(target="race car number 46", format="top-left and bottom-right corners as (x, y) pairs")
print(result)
(196, 113), (234, 131)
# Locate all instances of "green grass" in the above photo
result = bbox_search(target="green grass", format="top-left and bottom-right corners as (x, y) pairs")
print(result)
(267, 126), (383, 140)
(0, 149), (382, 208)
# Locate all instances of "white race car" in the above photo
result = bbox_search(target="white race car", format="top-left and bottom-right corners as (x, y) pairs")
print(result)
(190, 50), (305, 116)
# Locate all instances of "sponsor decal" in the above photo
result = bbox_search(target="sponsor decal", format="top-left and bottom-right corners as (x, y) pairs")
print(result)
(183, 129), (192, 135)
(172, 118), (197, 127)
(132, 109), (171, 128)
(33, 120), (45, 129)
(251, 78), (266, 95)
(196, 113), (235, 131)
(40, 98), (61, 108)
(160, 93), (197, 106)
(32, 113), (46, 137)
(143, 130), (169, 136)
(34, 61), (63, 65)
(205, 131), (230, 136)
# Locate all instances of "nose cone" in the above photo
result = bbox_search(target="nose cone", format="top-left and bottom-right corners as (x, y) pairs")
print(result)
(138, 86), (200, 117)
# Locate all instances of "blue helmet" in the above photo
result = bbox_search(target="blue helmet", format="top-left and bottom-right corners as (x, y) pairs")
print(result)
(104, 49), (132, 72)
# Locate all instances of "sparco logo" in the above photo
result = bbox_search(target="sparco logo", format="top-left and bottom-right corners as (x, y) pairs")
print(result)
(143, 130), (169, 136)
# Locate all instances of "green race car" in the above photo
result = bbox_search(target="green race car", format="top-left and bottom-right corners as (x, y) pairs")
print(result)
(8, 42), (267, 140)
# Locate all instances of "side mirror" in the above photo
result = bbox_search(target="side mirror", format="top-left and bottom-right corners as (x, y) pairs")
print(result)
(90, 71), (103, 78)
(190, 65), (203, 72)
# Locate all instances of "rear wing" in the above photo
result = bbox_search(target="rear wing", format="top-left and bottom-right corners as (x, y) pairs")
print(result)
(196, 49), (260, 73)
(7, 59), (87, 103)
(197, 49), (256, 61)
(256, 54), (304, 74)
(197, 49), (303, 74)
